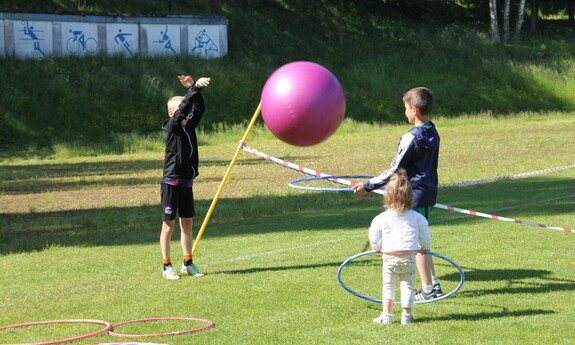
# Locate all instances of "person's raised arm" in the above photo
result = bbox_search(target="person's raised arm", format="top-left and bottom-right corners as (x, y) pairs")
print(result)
(178, 75), (194, 88)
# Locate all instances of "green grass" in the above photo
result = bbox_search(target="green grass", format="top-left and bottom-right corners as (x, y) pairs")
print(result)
(1, 114), (574, 344)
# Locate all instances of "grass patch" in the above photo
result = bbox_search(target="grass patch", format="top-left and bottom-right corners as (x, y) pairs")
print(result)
(1, 114), (574, 344)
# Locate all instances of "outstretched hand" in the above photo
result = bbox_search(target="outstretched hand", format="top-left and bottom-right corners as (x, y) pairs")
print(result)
(195, 77), (211, 88)
(352, 183), (367, 194)
(178, 75), (211, 89)
(178, 75), (194, 88)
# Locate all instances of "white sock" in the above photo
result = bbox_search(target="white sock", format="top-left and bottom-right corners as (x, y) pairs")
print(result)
(422, 285), (433, 293)
(432, 276), (439, 285)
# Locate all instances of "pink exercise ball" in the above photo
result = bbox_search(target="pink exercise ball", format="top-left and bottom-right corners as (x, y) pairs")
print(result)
(261, 61), (346, 146)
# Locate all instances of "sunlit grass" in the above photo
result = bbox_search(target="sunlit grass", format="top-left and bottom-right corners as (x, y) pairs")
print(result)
(1, 115), (574, 344)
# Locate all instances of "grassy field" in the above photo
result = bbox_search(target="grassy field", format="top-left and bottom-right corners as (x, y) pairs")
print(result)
(0, 113), (574, 344)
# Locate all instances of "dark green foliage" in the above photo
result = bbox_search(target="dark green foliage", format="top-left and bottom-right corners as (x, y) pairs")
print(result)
(0, 0), (573, 147)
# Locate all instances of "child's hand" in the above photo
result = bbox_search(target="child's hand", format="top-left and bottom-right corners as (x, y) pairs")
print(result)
(352, 183), (367, 194)
(195, 77), (211, 88)
(178, 75), (194, 88)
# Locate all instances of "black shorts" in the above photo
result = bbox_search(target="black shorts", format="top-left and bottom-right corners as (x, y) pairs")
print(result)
(161, 183), (195, 220)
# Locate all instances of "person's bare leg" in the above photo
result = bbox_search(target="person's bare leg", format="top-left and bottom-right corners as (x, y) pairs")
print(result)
(416, 252), (432, 285)
(179, 217), (193, 256)
(160, 219), (176, 260)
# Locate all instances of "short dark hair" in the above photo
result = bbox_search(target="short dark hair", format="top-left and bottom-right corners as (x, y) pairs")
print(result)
(403, 87), (433, 116)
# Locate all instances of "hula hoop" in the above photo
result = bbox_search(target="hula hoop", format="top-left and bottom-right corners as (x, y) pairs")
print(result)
(108, 317), (214, 338)
(0, 319), (111, 345)
(90, 343), (170, 345)
(337, 251), (465, 304)
(289, 175), (373, 192)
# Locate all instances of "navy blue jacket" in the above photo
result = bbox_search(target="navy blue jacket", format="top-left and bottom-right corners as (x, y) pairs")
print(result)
(162, 84), (205, 181)
(364, 122), (440, 207)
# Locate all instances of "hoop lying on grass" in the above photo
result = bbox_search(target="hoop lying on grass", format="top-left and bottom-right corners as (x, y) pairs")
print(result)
(0, 319), (111, 345)
(0, 317), (214, 344)
(90, 343), (170, 345)
(108, 317), (214, 338)
(337, 251), (465, 304)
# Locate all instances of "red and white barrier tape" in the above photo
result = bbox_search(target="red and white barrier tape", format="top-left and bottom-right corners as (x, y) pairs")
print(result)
(432, 203), (572, 233)
(239, 141), (574, 234)
(239, 141), (357, 186)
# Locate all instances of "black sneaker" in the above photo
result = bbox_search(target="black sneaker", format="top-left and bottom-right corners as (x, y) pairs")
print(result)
(433, 283), (444, 297)
(414, 288), (436, 301)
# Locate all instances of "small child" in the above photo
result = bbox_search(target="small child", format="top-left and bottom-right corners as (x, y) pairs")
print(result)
(160, 74), (210, 280)
(369, 169), (431, 325)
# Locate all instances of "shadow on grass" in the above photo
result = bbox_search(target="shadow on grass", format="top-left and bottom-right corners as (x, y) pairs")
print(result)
(213, 261), (343, 275)
(416, 308), (555, 323)
(442, 267), (575, 297)
(0, 155), (319, 194)
(1, 174), (573, 255)
(0, 192), (374, 255)
(433, 175), (575, 227)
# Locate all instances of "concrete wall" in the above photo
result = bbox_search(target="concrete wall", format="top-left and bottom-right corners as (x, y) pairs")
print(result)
(0, 12), (228, 59)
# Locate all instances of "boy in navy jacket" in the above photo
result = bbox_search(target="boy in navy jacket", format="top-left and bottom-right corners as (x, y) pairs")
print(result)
(354, 87), (442, 300)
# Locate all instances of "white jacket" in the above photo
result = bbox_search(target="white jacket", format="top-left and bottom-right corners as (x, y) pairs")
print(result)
(369, 209), (431, 254)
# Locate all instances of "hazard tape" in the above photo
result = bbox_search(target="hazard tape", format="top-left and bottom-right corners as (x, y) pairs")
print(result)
(432, 203), (572, 233)
(239, 141), (574, 234)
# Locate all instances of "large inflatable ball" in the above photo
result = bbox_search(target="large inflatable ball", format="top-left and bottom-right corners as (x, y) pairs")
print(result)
(261, 61), (346, 147)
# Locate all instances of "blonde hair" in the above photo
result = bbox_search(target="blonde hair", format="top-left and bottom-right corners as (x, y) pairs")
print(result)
(384, 169), (413, 212)
(167, 96), (184, 116)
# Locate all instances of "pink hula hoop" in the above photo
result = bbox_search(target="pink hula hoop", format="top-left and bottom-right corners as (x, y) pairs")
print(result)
(108, 317), (214, 338)
(0, 319), (111, 345)
(89, 343), (170, 345)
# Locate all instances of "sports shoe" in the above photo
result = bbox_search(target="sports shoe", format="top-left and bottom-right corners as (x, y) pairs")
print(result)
(401, 314), (415, 325)
(162, 265), (180, 280)
(414, 288), (436, 301)
(181, 263), (205, 277)
(373, 313), (392, 325)
(433, 282), (444, 297)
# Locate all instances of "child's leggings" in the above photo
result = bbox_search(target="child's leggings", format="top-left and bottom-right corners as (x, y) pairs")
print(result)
(381, 253), (416, 309)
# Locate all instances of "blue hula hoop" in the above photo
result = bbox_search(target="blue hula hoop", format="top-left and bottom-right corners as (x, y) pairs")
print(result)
(288, 175), (373, 192)
(337, 251), (465, 304)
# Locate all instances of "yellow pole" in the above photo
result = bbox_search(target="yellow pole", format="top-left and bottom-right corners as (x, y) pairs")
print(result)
(192, 101), (262, 256)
